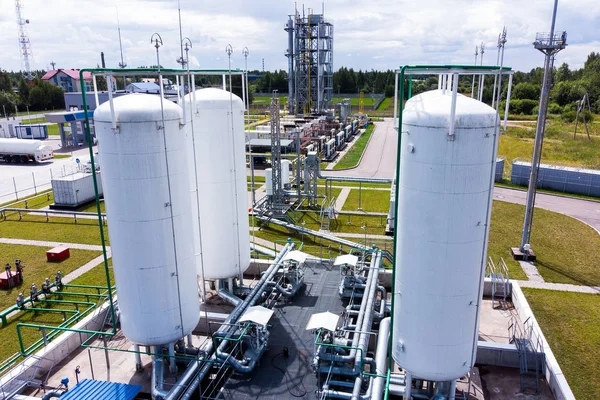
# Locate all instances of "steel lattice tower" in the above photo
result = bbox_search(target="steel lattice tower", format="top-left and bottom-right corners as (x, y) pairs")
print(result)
(15, 0), (35, 80)
(286, 8), (333, 115)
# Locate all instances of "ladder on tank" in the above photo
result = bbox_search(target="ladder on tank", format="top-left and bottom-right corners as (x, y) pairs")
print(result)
(486, 257), (510, 309)
(508, 316), (546, 394)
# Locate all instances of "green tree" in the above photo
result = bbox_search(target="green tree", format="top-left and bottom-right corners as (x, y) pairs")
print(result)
(0, 91), (20, 116)
(512, 83), (541, 100)
(551, 81), (586, 107)
(555, 62), (572, 82)
(0, 69), (12, 92)
(17, 78), (30, 106)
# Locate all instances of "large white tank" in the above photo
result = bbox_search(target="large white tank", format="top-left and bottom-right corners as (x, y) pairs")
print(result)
(95, 93), (200, 345)
(392, 90), (498, 382)
(183, 88), (250, 280)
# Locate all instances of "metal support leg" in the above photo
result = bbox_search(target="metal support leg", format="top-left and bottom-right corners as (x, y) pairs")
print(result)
(134, 344), (143, 372)
(168, 342), (177, 374)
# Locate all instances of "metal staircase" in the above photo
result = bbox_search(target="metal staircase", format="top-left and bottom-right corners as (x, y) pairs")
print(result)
(0, 354), (54, 400)
(486, 257), (510, 308)
(508, 315), (546, 394)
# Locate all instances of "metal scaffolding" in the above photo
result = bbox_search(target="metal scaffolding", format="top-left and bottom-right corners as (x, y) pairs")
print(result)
(286, 7), (333, 115)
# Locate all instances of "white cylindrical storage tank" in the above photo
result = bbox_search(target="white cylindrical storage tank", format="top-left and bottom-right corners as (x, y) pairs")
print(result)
(183, 88), (250, 280)
(95, 93), (200, 346)
(281, 159), (291, 185)
(265, 168), (273, 196)
(392, 90), (498, 382)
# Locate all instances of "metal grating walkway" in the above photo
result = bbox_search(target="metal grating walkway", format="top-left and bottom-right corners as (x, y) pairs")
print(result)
(219, 262), (343, 399)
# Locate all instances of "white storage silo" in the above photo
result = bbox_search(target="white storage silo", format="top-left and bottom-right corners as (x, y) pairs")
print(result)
(95, 93), (200, 346)
(183, 88), (250, 280)
(392, 90), (498, 382)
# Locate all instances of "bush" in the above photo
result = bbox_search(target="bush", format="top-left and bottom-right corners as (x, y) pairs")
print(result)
(509, 99), (539, 115)
(561, 110), (595, 123)
(512, 83), (541, 100)
(548, 103), (563, 114)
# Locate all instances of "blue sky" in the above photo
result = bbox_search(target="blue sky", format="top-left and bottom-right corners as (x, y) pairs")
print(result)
(1, 0), (598, 74)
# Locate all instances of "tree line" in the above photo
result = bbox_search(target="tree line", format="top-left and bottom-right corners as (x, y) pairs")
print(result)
(2, 51), (599, 116)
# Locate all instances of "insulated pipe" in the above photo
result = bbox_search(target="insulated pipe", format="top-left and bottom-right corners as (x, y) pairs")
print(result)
(388, 383), (407, 396)
(152, 347), (166, 399)
(175, 243), (294, 400)
(352, 252), (381, 399)
(318, 253), (377, 367)
(218, 289), (242, 306)
(371, 317), (390, 400)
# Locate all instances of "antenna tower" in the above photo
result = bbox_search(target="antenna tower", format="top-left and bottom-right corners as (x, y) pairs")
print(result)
(15, 0), (35, 80)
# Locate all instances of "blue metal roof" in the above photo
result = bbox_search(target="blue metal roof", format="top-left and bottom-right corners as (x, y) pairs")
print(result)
(60, 379), (142, 400)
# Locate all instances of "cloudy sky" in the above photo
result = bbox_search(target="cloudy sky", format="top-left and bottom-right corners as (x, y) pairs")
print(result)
(1, 0), (598, 75)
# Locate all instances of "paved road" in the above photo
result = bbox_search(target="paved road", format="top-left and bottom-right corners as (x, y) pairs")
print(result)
(323, 118), (397, 179)
(493, 187), (600, 233)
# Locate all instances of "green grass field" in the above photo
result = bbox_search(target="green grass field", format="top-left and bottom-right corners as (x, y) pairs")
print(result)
(0, 243), (102, 310)
(0, 260), (113, 364)
(333, 124), (375, 170)
(498, 121), (600, 178)
(0, 213), (107, 246)
(487, 201), (600, 285)
(342, 189), (389, 213)
(522, 289), (600, 400)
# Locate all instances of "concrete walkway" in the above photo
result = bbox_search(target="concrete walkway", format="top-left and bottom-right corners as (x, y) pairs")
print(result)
(334, 187), (351, 210)
(63, 251), (112, 284)
(0, 238), (105, 251)
(494, 186), (600, 233)
(519, 260), (545, 283)
(516, 280), (600, 294)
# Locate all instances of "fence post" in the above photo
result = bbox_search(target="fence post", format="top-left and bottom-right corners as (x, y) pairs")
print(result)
(13, 177), (18, 200)
(32, 172), (37, 195)
(358, 182), (362, 210)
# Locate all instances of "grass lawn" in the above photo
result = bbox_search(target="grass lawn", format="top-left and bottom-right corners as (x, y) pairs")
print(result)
(522, 289), (600, 400)
(0, 213), (107, 246)
(3, 192), (54, 210)
(334, 124), (375, 170)
(47, 124), (59, 136)
(376, 97), (392, 111)
(487, 201), (600, 285)
(20, 117), (47, 124)
(319, 180), (392, 190)
(53, 154), (71, 159)
(78, 200), (106, 214)
(498, 121), (600, 178)
(342, 189), (390, 213)
(0, 259), (113, 364)
(0, 243), (102, 310)
(331, 97), (377, 107)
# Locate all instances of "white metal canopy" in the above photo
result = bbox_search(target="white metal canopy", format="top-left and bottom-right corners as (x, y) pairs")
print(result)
(283, 250), (309, 264)
(333, 254), (358, 267)
(239, 306), (274, 326)
(305, 311), (340, 332)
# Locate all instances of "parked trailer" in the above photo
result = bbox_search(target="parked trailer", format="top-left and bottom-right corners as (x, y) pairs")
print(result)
(0, 138), (54, 163)
(352, 119), (358, 134)
(324, 138), (336, 161)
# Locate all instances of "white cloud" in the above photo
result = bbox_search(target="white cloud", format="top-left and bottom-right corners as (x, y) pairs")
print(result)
(0, 0), (597, 73)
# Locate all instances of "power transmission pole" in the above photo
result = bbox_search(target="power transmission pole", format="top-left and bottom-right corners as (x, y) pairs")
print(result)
(517, 0), (567, 256)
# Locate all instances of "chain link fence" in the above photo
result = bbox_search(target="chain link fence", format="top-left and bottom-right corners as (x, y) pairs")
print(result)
(0, 164), (83, 205)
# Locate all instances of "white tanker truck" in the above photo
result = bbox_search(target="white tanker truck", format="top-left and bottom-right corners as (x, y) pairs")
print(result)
(0, 138), (54, 163)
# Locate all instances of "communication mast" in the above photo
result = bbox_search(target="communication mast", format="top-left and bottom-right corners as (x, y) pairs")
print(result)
(15, 0), (35, 80)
